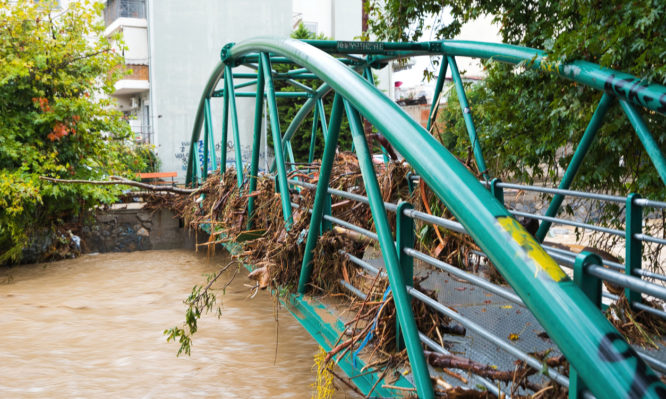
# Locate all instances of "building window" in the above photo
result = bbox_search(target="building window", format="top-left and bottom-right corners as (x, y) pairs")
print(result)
(104, 0), (146, 26)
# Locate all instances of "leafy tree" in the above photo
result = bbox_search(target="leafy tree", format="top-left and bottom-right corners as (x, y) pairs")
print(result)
(366, 0), (665, 196)
(0, 0), (140, 263)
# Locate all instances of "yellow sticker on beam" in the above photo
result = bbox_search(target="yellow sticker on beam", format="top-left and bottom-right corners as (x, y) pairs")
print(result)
(497, 216), (568, 282)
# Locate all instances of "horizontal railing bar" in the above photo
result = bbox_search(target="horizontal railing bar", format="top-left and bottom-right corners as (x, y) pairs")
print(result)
(604, 292), (666, 320)
(403, 247), (524, 306)
(339, 279), (367, 300)
(418, 332), (505, 397)
(288, 178), (398, 212)
(510, 210), (625, 237)
(343, 248), (559, 396)
(343, 251), (387, 278)
(323, 214), (379, 242)
(543, 244), (666, 283)
(494, 182), (626, 203)
(406, 286), (571, 387)
(471, 248), (666, 321)
(636, 198), (666, 209)
(402, 208), (467, 234)
(544, 251), (666, 301)
(635, 233), (666, 245)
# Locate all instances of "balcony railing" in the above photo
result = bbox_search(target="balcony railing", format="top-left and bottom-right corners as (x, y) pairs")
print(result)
(104, 0), (146, 26)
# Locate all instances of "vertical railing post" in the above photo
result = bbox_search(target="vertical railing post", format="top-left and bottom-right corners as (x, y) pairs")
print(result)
(626, 193), (643, 305)
(490, 178), (504, 205)
(395, 201), (415, 350)
(298, 94), (344, 293)
(345, 101), (434, 399)
(261, 52), (293, 228)
(570, 251), (602, 399)
(247, 57), (265, 228)
(224, 65), (244, 188)
(447, 56), (488, 180)
(535, 93), (613, 242)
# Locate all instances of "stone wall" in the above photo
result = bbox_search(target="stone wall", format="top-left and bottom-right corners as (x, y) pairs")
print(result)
(82, 203), (195, 253)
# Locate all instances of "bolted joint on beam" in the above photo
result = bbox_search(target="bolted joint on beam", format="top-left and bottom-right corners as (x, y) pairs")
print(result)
(220, 42), (236, 64)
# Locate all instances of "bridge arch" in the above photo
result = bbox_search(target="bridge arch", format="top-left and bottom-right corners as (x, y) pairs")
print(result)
(186, 37), (666, 398)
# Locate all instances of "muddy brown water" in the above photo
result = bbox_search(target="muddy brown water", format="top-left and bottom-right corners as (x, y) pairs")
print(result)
(0, 249), (357, 398)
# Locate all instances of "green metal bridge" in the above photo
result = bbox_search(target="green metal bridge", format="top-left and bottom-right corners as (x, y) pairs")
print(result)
(185, 38), (666, 398)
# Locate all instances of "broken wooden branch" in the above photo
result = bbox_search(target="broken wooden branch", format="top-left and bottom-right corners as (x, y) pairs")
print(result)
(39, 176), (198, 195)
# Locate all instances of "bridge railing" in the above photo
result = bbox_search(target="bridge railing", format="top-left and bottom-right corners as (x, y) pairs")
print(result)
(185, 38), (666, 398)
(288, 173), (666, 396)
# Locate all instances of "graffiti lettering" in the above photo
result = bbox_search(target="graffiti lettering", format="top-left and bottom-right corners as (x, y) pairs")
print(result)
(598, 332), (666, 398)
(604, 74), (666, 114)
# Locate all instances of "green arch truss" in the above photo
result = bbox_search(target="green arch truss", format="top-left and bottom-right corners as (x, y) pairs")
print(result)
(186, 38), (666, 399)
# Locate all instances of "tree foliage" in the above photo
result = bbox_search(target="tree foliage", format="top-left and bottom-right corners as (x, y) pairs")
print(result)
(366, 0), (665, 200)
(0, 0), (142, 263)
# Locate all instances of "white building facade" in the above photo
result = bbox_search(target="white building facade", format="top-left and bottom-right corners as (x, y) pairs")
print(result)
(104, 0), (369, 180)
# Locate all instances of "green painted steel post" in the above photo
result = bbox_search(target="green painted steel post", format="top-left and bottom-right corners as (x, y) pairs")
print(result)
(490, 178), (504, 204)
(345, 101), (434, 399)
(406, 172), (415, 194)
(261, 52), (293, 228)
(447, 56), (489, 180)
(225, 65), (244, 188)
(363, 67), (389, 164)
(247, 58), (266, 228)
(202, 97), (212, 175)
(285, 140), (296, 170)
(619, 100), (666, 186)
(298, 94), (344, 293)
(395, 201), (415, 351)
(308, 100), (320, 164)
(194, 136), (202, 184)
(535, 93), (614, 242)
(426, 58), (449, 132)
(204, 97), (217, 172)
(317, 98), (328, 143)
(570, 251), (603, 399)
(625, 193), (643, 305)
(220, 74), (230, 174)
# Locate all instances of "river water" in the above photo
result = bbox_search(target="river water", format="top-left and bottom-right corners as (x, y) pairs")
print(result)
(0, 249), (355, 398)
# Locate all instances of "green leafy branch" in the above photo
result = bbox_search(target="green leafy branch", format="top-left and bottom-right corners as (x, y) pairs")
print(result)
(164, 260), (241, 356)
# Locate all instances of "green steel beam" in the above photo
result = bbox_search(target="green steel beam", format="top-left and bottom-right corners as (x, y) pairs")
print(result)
(535, 93), (614, 242)
(619, 100), (666, 185)
(448, 56), (489, 180)
(219, 75), (230, 173)
(308, 100), (320, 164)
(260, 52), (293, 228)
(363, 66), (389, 164)
(185, 62), (224, 186)
(427, 58), (449, 132)
(225, 66), (244, 188)
(298, 94), (343, 294)
(345, 100), (434, 399)
(203, 97), (216, 173)
(247, 58), (265, 228)
(317, 98), (328, 143)
(221, 38), (665, 398)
